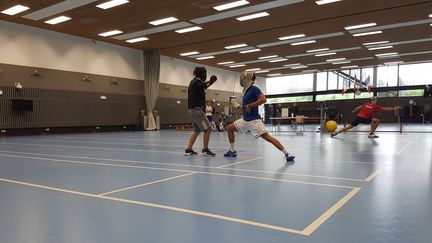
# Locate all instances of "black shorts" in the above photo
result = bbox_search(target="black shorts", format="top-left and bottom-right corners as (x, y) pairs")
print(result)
(351, 116), (372, 127)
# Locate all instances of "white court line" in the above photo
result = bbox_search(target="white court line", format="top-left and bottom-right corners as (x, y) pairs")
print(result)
(397, 134), (421, 155)
(302, 187), (361, 236)
(98, 172), (197, 196)
(0, 153), (356, 189)
(0, 150), (369, 182)
(0, 177), (306, 236)
(217, 157), (264, 168)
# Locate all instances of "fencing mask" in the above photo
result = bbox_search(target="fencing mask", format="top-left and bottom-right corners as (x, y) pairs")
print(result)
(193, 67), (207, 81)
(240, 71), (256, 93)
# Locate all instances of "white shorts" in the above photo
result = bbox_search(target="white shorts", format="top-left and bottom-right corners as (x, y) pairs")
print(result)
(234, 118), (268, 138)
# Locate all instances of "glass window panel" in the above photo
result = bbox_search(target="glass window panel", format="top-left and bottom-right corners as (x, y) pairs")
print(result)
(398, 89), (425, 97)
(316, 72), (327, 91)
(267, 96), (313, 104)
(316, 93), (354, 101)
(377, 65), (398, 87)
(328, 71), (338, 90)
(398, 63), (432, 86)
(266, 74), (314, 95)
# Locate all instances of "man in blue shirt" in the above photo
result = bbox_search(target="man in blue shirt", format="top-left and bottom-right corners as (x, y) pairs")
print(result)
(224, 71), (295, 162)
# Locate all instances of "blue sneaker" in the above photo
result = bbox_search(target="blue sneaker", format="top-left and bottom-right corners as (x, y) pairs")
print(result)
(224, 150), (237, 157)
(285, 154), (295, 162)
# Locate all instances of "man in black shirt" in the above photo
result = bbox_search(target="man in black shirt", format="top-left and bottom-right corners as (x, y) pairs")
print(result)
(185, 67), (217, 156)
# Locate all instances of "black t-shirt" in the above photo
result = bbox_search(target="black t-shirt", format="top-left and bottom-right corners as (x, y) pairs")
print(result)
(188, 77), (206, 109)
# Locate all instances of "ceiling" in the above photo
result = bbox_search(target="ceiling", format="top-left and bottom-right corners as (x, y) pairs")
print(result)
(1, 0), (432, 77)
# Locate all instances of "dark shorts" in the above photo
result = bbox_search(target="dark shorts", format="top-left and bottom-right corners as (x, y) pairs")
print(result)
(351, 116), (372, 127)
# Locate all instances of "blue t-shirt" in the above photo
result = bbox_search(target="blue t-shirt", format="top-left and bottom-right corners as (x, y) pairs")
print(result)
(242, 86), (263, 121)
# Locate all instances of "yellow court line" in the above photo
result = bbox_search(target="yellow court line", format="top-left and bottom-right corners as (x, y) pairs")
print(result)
(363, 167), (384, 182)
(0, 177), (307, 236)
(98, 172), (197, 196)
(302, 187), (361, 236)
(0, 153), (356, 189)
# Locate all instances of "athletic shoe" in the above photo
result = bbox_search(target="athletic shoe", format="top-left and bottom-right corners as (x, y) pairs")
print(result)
(202, 148), (216, 157)
(223, 150), (237, 157)
(330, 132), (337, 137)
(368, 134), (379, 138)
(184, 149), (198, 156)
(285, 154), (295, 162)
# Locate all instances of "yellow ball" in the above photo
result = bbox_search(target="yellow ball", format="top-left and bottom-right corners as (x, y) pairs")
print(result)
(325, 120), (338, 132)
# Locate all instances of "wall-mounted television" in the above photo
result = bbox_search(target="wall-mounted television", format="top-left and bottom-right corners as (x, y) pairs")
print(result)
(12, 99), (33, 112)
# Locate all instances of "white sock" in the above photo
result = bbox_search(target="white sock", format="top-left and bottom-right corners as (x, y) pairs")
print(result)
(230, 143), (236, 152)
(282, 148), (289, 155)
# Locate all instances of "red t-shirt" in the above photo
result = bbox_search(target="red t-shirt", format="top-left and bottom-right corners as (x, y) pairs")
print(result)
(357, 102), (383, 118)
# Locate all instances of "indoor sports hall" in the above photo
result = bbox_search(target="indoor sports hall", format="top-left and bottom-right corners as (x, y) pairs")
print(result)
(0, 1), (431, 243)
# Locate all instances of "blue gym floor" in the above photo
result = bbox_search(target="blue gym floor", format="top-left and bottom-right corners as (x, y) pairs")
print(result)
(0, 128), (431, 243)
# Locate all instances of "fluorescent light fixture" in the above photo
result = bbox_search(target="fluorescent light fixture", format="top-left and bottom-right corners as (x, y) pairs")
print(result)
(236, 12), (269, 21)
(149, 17), (178, 26)
(255, 70), (269, 73)
(240, 49), (261, 54)
(291, 40), (316, 46)
(218, 61), (234, 65)
(375, 52), (398, 57)
(291, 65), (308, 69)
(98, 30), (123, 37)
(326, 58), (346, 62)
(316, 0), (342, 5)
(315, 52), (336, 57)
(333, 61), (351, 65)
(97, 0), (129, 9)
(353, 31), (382, 37)
(126, 37), (149, 43)
(269, 58), (288, 63)
(363, 41), (389, 45)
(278, 34), (305, 41)
(259, 55), (278, 59)
(180, 51), (199, 56)
(213, 0), (249, 11)
(225, 44), (248, 49)
(1, 5), (29, 15)
(283, 63), (301, 67)
(246, 68), (261, 71)
(307, 48), (329, 53)
(429, 13), (432, 17)
(45, 16), (71, 25)
(341, 65), (359, 69)
(230, 64), (246, 68)
(268, 73), (282, 77)
(175, 26), (202, 33)
(196, 56), (215, 60)
(345, 23), (377, 30)
(368, 46), (393, 51)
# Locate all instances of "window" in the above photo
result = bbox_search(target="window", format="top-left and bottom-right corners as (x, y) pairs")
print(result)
(316, 93), (354, 101)
(398, 63), (432, 86)
(377, 65), (398, 87)
(267, 96), (313, 104)
(316, 72), (327, 91)
(266, 74), (313, 95)
(327, 72), (338, 90)
(398, 89), (425, 97)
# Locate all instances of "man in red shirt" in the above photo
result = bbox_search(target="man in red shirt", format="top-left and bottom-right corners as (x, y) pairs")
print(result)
(331, 97), (400, 138)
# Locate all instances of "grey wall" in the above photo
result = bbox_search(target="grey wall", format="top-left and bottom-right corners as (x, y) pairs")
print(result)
(0, 63), (145, 129)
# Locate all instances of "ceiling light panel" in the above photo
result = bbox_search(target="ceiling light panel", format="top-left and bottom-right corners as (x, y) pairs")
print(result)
(175, 26), (202, 33)
(368, 46), (393, 51)
(363, 41), (389, 46)
(278, 34), (306, 40)
(126, 37), (149, 43)
(98, 30), (123, 37)
(259, 55), (278, 59)
(240, 49), (261, 54)
(315, 0), (342, 5)
(96, 0), (129, 9)
(45, 16), (71, 25)
(345, 23), (377, 30)
(352, 31), (382, 37)
(196, 56), (215, 60)
(307, 48), (329, 53)
(149, 17), (178, 26)
(225, 44), (248, 49)
(1, 5), (29, 15)
(236, 12), (269, 21)
(315, 52), (337, 57)
(213, 0), (250, 11)
(291, 40), (316, 46)
(218, 61), (234, 65)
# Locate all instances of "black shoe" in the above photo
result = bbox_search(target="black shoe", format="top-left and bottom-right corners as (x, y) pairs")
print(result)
(202, 148), (216, 157)
(368, 133), (379, 138)
(184, 149), (198, 156)
(330, 132), (337, 137)
(285, 154), (295, 162)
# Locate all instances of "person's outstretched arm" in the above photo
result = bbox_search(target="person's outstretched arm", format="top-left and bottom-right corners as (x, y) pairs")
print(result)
(352, 105), (362, 113)
(381, 106), (401, 111)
